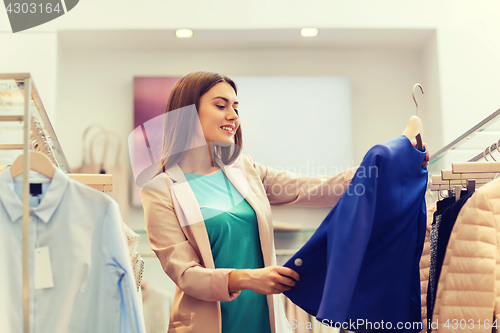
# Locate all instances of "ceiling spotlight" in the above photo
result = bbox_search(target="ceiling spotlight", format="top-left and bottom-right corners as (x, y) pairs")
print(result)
(301, 28), (319, 37)
(175, 29), (193, 38)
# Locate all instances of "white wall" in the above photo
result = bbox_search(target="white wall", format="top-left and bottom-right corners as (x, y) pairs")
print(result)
(233, 75), (353, 172)
(56, 47), (424, 170)
(0, 32), (58, 119)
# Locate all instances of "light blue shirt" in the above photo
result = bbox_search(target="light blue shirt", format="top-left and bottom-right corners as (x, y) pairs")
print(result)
(0, 167), (145, 333)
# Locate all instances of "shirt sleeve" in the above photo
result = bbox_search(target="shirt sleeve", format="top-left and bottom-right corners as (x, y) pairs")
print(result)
(243, 154), (357, 207)
(101, 200), (146, 333)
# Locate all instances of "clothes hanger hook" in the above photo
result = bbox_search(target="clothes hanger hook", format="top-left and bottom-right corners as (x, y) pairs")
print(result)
(412, 83), (424, 117)
(484, 146), (490, 162)
(490, 143), (497, 161)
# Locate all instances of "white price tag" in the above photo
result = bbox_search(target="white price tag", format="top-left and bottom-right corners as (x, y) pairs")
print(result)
(34, 246), (54, 290)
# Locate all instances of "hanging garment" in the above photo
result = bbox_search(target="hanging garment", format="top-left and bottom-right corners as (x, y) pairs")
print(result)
(431, 176), (500, 331)
(418, 203), (438, 333)
(426, 191), (472, 331)
(122, 222), (145, 291)
(284, 135), (428, 332)
(0, 167), (145, 333)
(426, 196), (455, 331)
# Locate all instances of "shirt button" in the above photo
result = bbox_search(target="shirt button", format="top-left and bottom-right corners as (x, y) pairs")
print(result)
(294, 258), (303, 267)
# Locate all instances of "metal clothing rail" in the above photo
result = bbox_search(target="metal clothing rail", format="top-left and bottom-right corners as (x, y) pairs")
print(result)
(429, 107), (500, 164)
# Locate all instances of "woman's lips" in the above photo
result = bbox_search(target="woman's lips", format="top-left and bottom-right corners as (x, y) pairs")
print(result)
(220, 126), (234, 134)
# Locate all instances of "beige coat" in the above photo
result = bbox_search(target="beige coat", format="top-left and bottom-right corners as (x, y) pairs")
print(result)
(141, 154), (356, 333)
(420, 177), (500, 332)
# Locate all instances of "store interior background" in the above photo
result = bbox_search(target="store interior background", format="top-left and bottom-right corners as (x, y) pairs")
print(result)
(2, 0), (500, 314)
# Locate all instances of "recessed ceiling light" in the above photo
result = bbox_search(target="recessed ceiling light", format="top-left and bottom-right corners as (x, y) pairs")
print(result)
(175, 29), (193, 38)
(301, 28), (319, 37)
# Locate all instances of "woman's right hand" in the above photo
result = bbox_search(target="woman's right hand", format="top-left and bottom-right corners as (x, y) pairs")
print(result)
(228, 266), (300, 295)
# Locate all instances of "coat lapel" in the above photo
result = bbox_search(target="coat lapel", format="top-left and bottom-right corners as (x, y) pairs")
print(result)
(165, 164), (215, 269)
(165, 156), (274, 270)
(219, 157), (273, 268)
(166, 157), (278, 333)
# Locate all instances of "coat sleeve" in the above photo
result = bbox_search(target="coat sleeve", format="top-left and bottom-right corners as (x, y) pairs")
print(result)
(140, 175), (240, 303)
(243, 154), (357, 208)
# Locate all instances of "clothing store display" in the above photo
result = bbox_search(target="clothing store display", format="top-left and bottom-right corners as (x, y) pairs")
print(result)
(284, 135), (428, 332)
(185, 170), (271, 333)
(141, 153), (357, 333)
(426, 191), (472, 330)
(431, 177), (500, 331)
(0, 167), (145, 333)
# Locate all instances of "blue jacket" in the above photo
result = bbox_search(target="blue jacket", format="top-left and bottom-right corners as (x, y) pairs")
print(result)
(284, 135), (428, 332)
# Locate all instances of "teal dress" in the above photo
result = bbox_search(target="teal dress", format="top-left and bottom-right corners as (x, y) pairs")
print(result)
(185, 170), (272, 333)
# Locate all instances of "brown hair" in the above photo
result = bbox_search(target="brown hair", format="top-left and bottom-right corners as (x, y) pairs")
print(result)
(156, 71), (242, 175)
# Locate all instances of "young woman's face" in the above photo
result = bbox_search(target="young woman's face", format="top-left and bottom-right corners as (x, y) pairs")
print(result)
(198, 81), (239, 144)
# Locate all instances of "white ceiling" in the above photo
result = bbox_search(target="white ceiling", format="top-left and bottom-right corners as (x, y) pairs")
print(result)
(58, 28), (435, 51)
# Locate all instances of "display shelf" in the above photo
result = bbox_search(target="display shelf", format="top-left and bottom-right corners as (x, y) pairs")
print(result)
(0, 166), (113, 192)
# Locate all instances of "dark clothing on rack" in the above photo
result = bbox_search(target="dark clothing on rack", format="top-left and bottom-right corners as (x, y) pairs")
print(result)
(283, 135), (428, 333)
(426, 196), (454, 332)
(427, 191), (474, 331)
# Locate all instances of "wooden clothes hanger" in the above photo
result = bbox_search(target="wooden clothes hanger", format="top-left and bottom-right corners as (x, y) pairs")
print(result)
(402, 84), (424, 151)
(10, 151), (56, 179)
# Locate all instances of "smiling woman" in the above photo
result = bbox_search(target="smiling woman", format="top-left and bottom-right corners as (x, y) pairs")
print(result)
(198, 82), (240, 145)
(140, 71), (358, 333)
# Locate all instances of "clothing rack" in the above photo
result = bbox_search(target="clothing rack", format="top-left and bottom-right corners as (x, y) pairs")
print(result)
(427, 107), (500, 195)
(0, 73), (114, 332)
(430, 138), (500, 193)
(429, 107), (500, 164)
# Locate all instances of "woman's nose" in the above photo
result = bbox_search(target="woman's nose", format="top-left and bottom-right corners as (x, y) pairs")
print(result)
(226, 108), (238, 120)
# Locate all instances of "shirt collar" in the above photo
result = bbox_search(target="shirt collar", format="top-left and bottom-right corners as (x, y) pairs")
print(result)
(0, 166), (69, 223)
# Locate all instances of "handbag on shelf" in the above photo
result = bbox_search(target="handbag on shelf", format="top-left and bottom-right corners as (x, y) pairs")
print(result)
(73, 124), (130, 223)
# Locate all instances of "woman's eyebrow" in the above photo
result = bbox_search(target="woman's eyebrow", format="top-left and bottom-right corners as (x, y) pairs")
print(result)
(212, 96), (239, 104)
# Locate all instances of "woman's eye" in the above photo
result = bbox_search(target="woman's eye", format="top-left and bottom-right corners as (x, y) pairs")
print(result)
(216, 105), (225, 109)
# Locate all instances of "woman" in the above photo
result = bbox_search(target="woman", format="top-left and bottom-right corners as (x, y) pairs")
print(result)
(140, 71), (361, 333)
